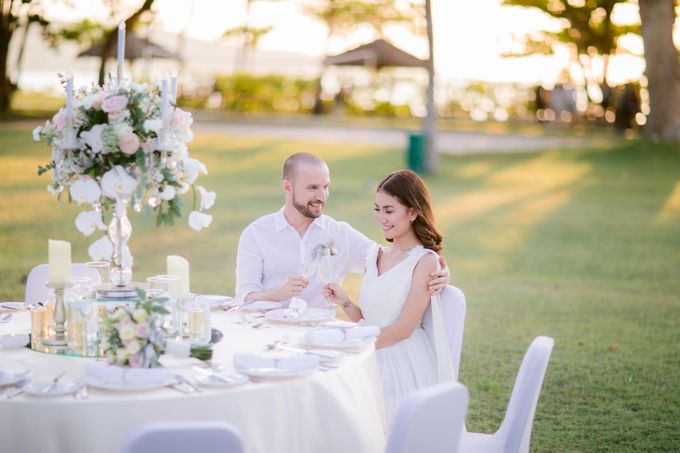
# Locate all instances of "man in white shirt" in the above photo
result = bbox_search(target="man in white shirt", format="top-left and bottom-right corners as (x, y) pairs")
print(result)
(235, 152), (448, 308)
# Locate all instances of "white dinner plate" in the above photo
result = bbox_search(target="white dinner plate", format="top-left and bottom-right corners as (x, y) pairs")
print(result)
(85, 374), (176, 391)
(0, 302), (25, 311)
(236, 365), (317, 380)
(238, 301), (281, 313)
(23, 379), (81, 397)
(0, 334), (30, 349)
(194, 295), (234, 310)
(0, 366), (30, 386)
(265, 308), (336, 325)
(299, 337), (376, 352)
(318, 320), (359, 329)
(195, 372), (249, 388)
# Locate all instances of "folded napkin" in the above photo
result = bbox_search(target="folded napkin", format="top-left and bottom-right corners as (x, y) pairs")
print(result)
(233, 352), (319, 371)
(85, 363), (170, 385)
(282, 297), (308, 319)
(305, 325), (380, 345)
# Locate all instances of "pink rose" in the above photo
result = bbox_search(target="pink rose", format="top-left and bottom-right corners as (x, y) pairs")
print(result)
(128, 354), (143, 368)
(119, 132), (140, 155)
(171, 107), (186, 126)
(135, 321), (150, 339)
(52, 109), (67, 129)
(102, 95), (128, 114)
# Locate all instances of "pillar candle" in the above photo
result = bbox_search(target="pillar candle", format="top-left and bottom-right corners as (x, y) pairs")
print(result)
(167, 255), (190, 299)
(117, 21), (126, 83)
(48, 240), (71, 287)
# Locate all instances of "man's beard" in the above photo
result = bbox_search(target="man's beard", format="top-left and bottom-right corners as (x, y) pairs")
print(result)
(292, 195), (323, 219)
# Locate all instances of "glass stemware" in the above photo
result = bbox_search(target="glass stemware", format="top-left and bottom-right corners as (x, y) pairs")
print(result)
(316, 248), (334, 310)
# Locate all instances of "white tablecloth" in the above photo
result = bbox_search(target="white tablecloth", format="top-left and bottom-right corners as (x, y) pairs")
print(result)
(0, 309), (387, 453)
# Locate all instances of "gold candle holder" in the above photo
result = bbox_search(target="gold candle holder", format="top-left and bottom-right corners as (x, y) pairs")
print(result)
(42, 283), (69, 348)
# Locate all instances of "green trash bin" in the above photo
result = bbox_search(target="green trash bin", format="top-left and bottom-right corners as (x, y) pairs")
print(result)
(407, 132), (425, 174)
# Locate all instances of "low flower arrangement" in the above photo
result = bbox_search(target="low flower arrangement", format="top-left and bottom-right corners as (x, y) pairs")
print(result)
(33, 76), (216, 263)
(101, 290), (213, 368)
(101, 292), (168, 368)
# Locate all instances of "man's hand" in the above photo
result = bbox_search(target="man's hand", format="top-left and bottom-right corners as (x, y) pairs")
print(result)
(428, 255), (451, 295)
(273, 275), (309, 300)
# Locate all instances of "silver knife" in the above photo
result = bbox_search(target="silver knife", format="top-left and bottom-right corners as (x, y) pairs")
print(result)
(192, 366), (236, 384)
(41, 372), (66, 394)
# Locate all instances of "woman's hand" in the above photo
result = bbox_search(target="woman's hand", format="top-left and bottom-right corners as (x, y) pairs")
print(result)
(428, 255), (451, 295)
(323, 282), (349, 306)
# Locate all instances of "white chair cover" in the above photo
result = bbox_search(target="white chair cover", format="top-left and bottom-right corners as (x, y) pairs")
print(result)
(120, 421), (244, 453)
(385, 381), (469, 453)
(24, 263), (101, 305)
(460, 336), (555, 453)
(420, 251), (466, 381)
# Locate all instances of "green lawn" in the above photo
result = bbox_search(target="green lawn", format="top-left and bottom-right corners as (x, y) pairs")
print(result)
(0, 121), (678, 452)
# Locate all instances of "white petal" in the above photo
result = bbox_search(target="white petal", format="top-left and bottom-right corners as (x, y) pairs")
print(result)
(197, 186), (216, 210)
(188, 211), (212, 231)
(159, 185), (176, 200)
(88, 236), (113, 261)
(69, 177), (101, 205)
(101, 165), (138, 200)
(75, 210), (105, 236)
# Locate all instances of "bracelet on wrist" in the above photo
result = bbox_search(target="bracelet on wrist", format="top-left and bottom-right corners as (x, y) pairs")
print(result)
(342, 300), (352, 309)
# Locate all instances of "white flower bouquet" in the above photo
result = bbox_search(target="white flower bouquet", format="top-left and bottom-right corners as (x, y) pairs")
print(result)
(33, 76), (215, 264)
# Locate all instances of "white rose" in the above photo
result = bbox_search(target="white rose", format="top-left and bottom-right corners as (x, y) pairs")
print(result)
(188, 211), (213, 231)
(69, 176), (101, 205)
(143, 118), (163, 133)
(75, 210), (107, 236)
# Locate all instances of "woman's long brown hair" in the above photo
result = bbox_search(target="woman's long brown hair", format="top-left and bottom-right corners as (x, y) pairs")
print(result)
(377, 170), (443, 253)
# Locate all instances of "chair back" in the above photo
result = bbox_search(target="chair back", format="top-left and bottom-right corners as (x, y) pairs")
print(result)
(422, 285), (466, 379)
(24, 263), (101, 305)
(498, 336), (555, 453)
(120, 421), (244, 453)
(385, 382), (469, 453)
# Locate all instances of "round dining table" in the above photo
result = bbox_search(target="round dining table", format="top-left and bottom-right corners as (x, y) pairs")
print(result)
(0, 306), (387, 453)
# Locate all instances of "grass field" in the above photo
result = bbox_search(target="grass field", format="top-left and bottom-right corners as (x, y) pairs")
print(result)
(0, 121), (678, 452)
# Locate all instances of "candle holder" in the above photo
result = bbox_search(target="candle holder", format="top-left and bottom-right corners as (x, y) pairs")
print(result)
(42, 283), (70, 348)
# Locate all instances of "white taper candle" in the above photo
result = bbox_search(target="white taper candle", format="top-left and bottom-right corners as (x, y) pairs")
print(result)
(117, 21), (126, 84)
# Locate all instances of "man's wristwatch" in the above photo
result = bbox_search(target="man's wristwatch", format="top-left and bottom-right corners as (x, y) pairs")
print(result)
(342, 300), (352, 309)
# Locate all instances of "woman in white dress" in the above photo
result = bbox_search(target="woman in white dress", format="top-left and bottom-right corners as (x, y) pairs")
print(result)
(323, 169), (445, 419)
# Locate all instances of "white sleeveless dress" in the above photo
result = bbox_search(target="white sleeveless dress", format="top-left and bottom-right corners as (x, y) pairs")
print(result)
(359, 244), (439, 420)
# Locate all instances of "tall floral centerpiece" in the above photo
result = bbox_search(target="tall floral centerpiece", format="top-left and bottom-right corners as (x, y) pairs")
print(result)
(33, 71), (215, 287)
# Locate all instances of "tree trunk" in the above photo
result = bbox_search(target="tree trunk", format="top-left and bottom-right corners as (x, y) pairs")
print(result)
(638, 0), (680, 141)
(0, 0), (17, 112)
(422, 0), (437, 174)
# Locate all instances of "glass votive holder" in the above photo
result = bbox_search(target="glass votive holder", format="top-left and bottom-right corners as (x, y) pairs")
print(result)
(185, 300), (211, 344)
(30, 303), (55, 347)
(66, 276), (94, 302)
(146, 274), (181, 337)
(67, 300), (99, 356)
(86, 261), (111, 289)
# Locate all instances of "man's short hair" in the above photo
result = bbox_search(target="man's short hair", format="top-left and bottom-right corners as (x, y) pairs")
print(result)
(282, 153), (326, 181)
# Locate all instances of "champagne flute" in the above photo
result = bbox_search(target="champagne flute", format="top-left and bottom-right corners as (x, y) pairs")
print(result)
(301, 244), (317, 279)
(316, 250), (334, 310)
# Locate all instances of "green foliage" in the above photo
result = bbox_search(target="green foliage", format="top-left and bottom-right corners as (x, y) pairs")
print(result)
(501, 0), (640, 83)
(44, 19), (105, 48)
(213, 73), (318, 113)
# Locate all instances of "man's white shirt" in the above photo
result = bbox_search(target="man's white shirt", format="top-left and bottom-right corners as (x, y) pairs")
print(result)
(235, 208), (373, 307)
